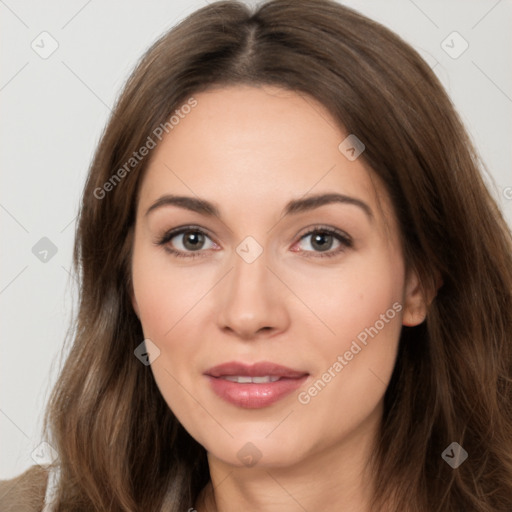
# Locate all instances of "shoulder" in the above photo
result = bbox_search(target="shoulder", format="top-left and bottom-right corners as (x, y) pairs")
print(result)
(0, 465), (49, 512)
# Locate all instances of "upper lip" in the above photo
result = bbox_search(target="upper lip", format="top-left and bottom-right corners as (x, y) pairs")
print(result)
(205, 361), (308, 379)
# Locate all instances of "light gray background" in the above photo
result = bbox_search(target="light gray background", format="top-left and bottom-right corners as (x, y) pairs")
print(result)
(1, 0), (511, 479)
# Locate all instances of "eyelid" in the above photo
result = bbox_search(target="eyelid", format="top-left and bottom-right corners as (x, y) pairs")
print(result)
(294, 224), (352, 244)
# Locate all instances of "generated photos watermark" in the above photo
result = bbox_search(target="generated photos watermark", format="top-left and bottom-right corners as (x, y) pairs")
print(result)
(94, 97), (198, 200)
(298, 301), (403, 405)
(441, 442), (468, 469)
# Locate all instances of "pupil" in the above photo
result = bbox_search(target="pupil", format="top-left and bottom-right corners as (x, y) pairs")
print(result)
(183, 231), (204, 250)
(312, 233), (332, 251)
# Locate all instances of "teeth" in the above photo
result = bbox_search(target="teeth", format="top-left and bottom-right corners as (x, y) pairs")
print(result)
(222, 375), (281, 383)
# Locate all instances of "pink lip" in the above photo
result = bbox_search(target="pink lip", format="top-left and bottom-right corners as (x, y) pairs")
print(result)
(205, 361), (307, 379)
(204, 361), (309, 409)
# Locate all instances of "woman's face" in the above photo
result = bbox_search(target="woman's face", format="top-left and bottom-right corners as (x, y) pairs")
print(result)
(131, 85), (426, 469)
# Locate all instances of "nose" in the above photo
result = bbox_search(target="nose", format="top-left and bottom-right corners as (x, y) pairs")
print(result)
(215, 248), (290, 340)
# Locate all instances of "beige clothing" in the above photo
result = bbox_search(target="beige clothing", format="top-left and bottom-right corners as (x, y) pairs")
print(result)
(0, 466), (48, 512)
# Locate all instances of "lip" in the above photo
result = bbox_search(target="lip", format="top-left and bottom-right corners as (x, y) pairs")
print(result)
(205, 361), (307, 379)
(204, 361), (309, 409)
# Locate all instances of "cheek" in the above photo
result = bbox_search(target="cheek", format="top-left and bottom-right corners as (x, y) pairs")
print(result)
(293, 244), (405, 411)
(132, 243), (205, 340)
(131, 244), (203, 418)
(293, 269), (403, 446)
(131, 243), (213, 396)
(287, 248), (404, 350)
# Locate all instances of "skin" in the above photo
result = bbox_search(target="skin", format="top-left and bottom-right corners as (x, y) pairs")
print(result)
(130, 84), (428, 512)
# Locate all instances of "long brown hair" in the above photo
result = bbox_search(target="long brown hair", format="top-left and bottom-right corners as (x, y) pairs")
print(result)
(36, 0), (512, 510)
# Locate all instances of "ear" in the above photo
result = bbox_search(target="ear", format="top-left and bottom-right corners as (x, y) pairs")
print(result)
(402, 268), (440, 326)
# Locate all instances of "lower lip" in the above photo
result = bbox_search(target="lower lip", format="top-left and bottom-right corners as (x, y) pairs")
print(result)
(206, 375), (308, 409)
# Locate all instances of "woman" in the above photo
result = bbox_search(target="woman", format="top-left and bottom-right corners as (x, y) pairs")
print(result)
(1, 0), (511, 510)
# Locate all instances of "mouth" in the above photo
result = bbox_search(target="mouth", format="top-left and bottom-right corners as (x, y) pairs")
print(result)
(204, 361), (309, 409)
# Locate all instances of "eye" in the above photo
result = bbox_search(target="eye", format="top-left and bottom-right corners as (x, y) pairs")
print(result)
(155, 224), (352, 260)
(155, 226), (218, 258)
(293, 226), (353, 258)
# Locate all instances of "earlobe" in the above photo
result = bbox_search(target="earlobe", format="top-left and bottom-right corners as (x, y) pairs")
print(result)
(402, 302), (427, 327)
(402, 268), (430, 327)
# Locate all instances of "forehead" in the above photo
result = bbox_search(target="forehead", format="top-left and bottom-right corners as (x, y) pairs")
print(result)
(138, 84), (391, 223)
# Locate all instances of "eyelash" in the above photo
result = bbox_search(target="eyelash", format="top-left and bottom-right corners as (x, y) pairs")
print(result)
(155, 224), (353, 260)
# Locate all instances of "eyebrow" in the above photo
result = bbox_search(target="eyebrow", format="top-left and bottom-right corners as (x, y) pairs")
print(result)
(145, 192), (373, 221)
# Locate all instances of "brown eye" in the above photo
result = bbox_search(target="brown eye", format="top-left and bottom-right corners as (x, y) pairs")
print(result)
(294, 227), (353, 258)
(309, 232), (335, 252)
(180, 230), (206, 251)
(156, 226), (217, 259)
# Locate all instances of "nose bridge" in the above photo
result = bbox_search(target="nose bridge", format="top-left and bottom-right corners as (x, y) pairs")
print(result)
(230, 246), (269, 297)
(215, 242), (289, 337)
